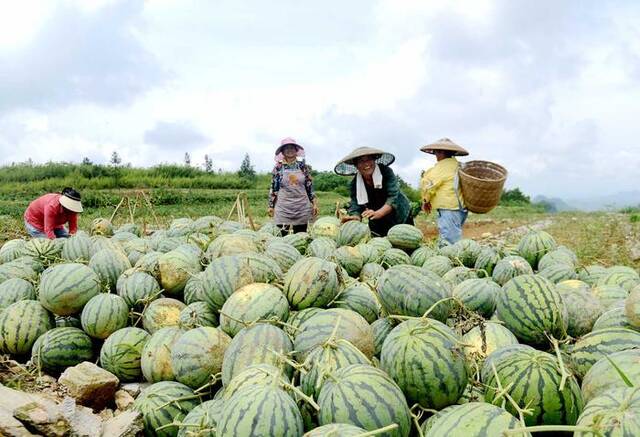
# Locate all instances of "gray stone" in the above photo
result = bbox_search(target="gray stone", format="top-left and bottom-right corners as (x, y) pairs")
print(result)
(58, 362), (119, 409)
(0, 406), (36, 437)
(115, 390), (135, 411)
(13, 401), (70, 437)
(61, 397), (104, 437)
(120, 382), (150, 398)
(101, 410), (144, 437)
(630, 244), (640, 262)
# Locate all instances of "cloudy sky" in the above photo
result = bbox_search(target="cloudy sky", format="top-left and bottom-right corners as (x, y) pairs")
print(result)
(0, 0), (638, 198)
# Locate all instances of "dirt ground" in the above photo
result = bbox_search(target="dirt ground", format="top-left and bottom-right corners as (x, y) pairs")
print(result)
(416, 218), (531, 241)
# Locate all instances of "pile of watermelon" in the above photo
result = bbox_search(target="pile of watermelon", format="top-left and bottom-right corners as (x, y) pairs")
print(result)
(1, 214), (639, 437)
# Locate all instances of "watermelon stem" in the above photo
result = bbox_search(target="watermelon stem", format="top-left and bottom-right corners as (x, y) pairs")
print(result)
(353, 423), (399, 436)
(549, 336), (569, 391)
(420, 297), (455, 319)
(603, 355), (636, 388)
(283, 381), (320, 411)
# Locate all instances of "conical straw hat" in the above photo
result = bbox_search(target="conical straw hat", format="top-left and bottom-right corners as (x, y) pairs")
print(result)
(334, 146), (396, 176)
(420, 138), (469, 156)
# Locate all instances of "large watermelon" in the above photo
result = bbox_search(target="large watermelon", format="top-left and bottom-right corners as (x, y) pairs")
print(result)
(31, 327), (93, 373)
(387, 224), (423, 251)
(39, 263), (101, 316)
(178, 302), (219, 330)
(220, 283), (289, 337)
(337, 221), (371, 246)
(422, 402), (520, 436)
(575, 387), (640, 437)
(581, 349), (640, 404)
(141, 327), (184, 383)
(0, 278), (36, 311)
(283, 257), (340, 310)
(89, 248), (131, 291)
(117, 270), (161, 309)
(201, 256), (255, 310)
(0, 300), (54, 355)
(317, 364), (411, 437)
(452, 278), (500, 318)
(100, 327), (150, 381)
(569, 327), (640, 378)
(496, 274), (567, 345)
(310, 216), (341, 240)
(80, 293), (129, 339)
(159, 247), (202, 295)
(516, 230), (557, 270)
(142, 298), (187, 334)
(176, 399), (222, 437)
(134, 381), (200, 437)
(331, 281), (381, 323)
(381, 318), (467, 409)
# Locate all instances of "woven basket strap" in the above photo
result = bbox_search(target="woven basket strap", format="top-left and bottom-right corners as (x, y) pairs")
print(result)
(453, 166), (465, 210)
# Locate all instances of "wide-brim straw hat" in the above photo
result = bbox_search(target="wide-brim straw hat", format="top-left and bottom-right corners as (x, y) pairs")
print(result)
(334, 146), (396, 176)
(420, 138), (469, 156)
(59, 194), (83, 213)
(275, 137), (304, 156)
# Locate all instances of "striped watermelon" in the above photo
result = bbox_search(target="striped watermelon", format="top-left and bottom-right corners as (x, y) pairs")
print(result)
(355, 243), (383, 264)
(372, 317), (396, 356)
(265, 241), (302, 273)
(496, 274), (567, 345)
(222, 323), (293, 385)
(380, 248), (411, 267)
(480, 344), (536, 383)
(55, 316), (81, 328)
(100, 327), (150, 381)
(294, 308), (374, 360)
(332, 246), (364, 277)
(377, 265), (451, 322)
(23, 238), (61, 266)
(301, 339), (370, 399)
(152, 236), (184, 254)
(237, 252), (284, 283)
(80, 293), (129, 339)
(307, 237), (337, 260)
(183, 272), (206, 305)
(116, 223), (142, 237)
(285, 308), (323, 337)
(332, 281), (380, 323)
(337, 221), (371, 247)
(592, 284), (627, 309)
(453, 239), (482, 268)
(0, 239), (25, 263)
(282, 232), (312, 254)
(201, 255), (255, 310)
(310, 216), (341, 240)
(0, 278), (36, 311)
(123, 238), (152, 266)
(410, 245), (437, 267)
(112, 231), (138, 244)
(134, 251), (162, 280)
(0, 257), (40, 284)
(597, 270), (640, 293)
(491, 256), (533, 286)
(516, 230), (557, 270)
(381, 318), (467, 409)
(258, 222), (282, 237)
(442, 266), (478, 286)
(220, 283), (289, 336)
(90, 218), (113, 236)
(117, 270), (161, 309)
(461, 322), (519, 368)
(90, 235), (123, 255)
(538, 249), (578, 272)
(577, 264), (608, 286)
(206, 234), (258, 259)
(558, 289), (604, 337)
(134, 381), (200, 437)
(61, 233), (93, 262)
(569, 327), (640, 378)
(141, 327), (184, 383)
(143, 298), (187, 334)
(452, 278), (500, 318)
(0, 300), (54, 354)
(179, 302), (219, 329)
(317, 364), (411, 437)
(171, 327), (232, 389)
(484, 348), (583, 426)
(575, 387), (640, 437)
(176, 399), (222, 437)
(555, 279), (590, 294)
(217, 384), (304, 437)
(387, 224), (423, 251)
(422, 255), (453, 276)
(359, 262), (385, 284)
(222, 364), (290, 401)
(368, 237), (393, 252)
(473, 246), (501, 277)
(39, 263), (101, 316)
(89, 248), (132, 291)
(581, 349), (640, 404)
(423, 402), (520, 436)
(438, 243), (461, 261)
(538, 264), (578, 283)
(31, 327), (93, 373)
(593, 306), (637, 331)
(159, 247), (202, 295)
(284, 257), (340, 310)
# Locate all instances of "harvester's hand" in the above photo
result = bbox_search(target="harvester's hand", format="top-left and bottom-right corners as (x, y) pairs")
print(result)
(422, 202), (432, 214)
(268, 207), (274, 217)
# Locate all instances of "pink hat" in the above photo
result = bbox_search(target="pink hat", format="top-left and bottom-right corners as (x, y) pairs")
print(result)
(275, 137), (304, 156)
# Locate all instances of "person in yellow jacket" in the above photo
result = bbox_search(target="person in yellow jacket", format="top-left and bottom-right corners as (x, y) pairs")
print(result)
(420, 138), (469, 245)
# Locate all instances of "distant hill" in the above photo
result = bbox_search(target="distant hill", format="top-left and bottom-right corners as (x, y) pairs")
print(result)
(534, 190), (640, 212)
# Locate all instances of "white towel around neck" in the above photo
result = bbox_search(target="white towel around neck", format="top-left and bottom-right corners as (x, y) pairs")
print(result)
(356, 164), (383, 205)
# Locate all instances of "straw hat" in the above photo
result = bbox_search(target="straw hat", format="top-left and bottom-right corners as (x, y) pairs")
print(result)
(275, 137), (304, 156)
(420, 138), (469, 156)
(334, 146), (395, 176)
(59, 192), (83, 213)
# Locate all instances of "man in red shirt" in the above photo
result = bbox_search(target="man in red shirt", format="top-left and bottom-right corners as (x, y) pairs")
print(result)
(24, 188), (83, 239)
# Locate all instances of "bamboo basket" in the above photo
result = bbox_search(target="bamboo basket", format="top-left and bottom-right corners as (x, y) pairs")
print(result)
(459, 161), (507, 214)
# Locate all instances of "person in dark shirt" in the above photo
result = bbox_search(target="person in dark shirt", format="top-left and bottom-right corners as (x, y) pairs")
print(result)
(335, 147), (412, 237)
